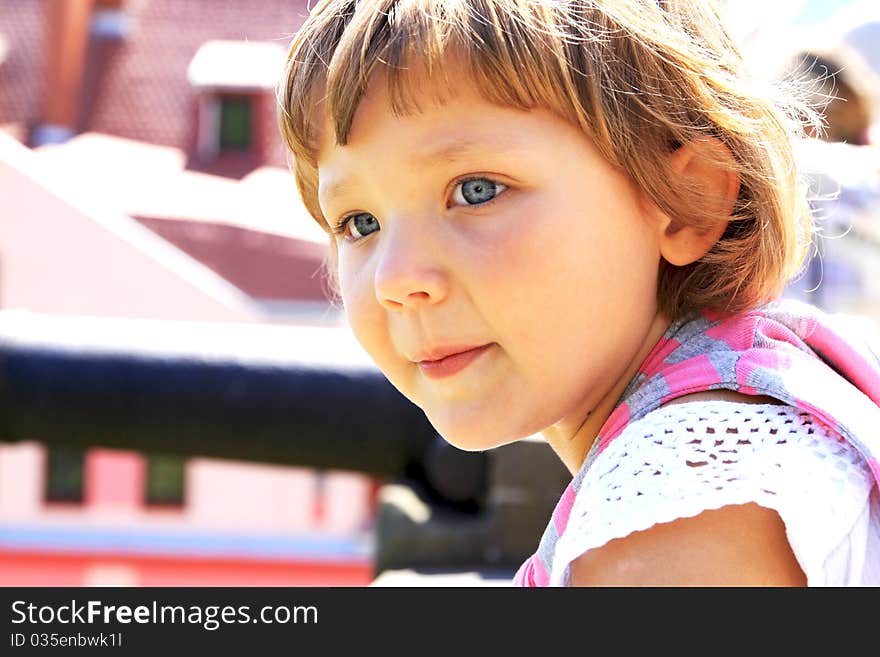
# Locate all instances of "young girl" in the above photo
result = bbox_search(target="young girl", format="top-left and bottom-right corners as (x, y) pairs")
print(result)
(277, 0), (880, 586)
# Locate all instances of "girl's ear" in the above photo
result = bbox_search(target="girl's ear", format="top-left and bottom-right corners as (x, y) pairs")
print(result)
(654, 138), (741, 267)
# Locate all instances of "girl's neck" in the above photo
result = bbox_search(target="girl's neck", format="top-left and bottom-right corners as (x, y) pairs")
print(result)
(542, 309), (672, 476)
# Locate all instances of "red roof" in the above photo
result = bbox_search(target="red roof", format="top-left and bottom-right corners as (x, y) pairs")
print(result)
(0, 2), (335, 306)
(134, 215), (331, 302)
(32, 131), (332, 303)
(85, 0), (309, 167)
(0, 132), (266, 322)
(0, 0), (310, 168)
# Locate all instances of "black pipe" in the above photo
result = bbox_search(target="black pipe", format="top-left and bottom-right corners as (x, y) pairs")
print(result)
(0, 312), (438, 478)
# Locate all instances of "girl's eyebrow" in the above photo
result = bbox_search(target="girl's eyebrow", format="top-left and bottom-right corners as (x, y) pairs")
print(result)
(412, 134), (526, 166)
(320, 135), (526, 205)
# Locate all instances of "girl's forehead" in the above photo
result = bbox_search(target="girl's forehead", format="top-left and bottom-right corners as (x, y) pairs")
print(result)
(316, 51), (508, 152)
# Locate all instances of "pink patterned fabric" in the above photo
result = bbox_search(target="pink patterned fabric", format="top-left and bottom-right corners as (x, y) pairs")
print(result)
(514, 298), (880, 587)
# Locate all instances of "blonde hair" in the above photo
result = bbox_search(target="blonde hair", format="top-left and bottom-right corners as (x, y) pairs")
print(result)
(277, 0), (821, 319)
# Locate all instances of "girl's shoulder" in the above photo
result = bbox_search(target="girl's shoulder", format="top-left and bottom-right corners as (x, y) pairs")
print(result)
(555, 395), (878, 585)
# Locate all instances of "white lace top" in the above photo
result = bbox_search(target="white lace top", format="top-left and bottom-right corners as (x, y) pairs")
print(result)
(551, 401), (880, 586)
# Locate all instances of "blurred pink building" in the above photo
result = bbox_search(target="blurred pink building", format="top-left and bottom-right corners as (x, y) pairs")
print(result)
(0, 0), (379, 585)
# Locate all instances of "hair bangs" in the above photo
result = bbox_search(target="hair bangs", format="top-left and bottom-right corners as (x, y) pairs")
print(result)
(285, 0), (595, 166)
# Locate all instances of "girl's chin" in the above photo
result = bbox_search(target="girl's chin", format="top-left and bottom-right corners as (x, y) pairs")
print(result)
(432, 422), (525, 453)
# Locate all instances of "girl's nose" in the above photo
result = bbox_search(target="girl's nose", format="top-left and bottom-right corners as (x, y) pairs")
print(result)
(373, 226), (450, 311)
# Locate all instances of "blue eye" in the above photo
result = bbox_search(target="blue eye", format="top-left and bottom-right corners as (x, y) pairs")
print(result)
(333, 212), (380, 241)
(452, 177), (507, 206)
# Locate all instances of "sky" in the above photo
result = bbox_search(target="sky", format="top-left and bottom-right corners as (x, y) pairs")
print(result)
(722, 0), (880, 81)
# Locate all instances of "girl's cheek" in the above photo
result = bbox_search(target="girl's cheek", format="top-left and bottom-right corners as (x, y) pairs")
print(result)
(337, 251), (366, 307)
(338, 263), (380, 337)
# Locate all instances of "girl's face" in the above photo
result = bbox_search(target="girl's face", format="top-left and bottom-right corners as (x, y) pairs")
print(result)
(316, 66), (665, 452)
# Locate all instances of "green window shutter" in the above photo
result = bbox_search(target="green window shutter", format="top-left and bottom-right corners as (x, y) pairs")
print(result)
(145, 454), (186, 506)
(218, 96), (252, 151)
(45, 447), (85, 503)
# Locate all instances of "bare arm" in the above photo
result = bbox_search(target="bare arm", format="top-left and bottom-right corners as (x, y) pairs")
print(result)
(569, 502), (806, 587)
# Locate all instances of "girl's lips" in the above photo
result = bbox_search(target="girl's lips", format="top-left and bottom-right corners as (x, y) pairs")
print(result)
(418, 344), (493, 379)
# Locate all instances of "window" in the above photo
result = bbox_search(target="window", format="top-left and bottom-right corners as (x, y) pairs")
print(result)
(45, 447), (85, 503)
(188, 40), (283, 161)
(218, 96), (252, 151)
(145, 454), (186, 506)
